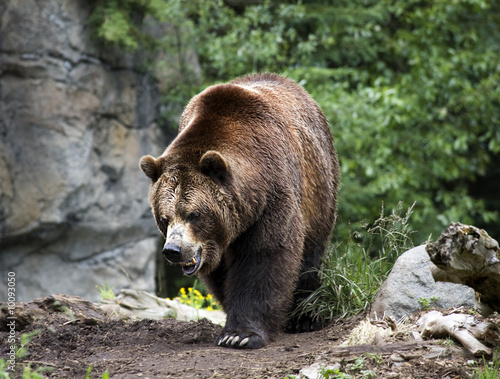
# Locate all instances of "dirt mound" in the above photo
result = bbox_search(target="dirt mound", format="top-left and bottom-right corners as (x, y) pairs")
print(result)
(25, 318), (222, 378)
(1, 295), (498, 378)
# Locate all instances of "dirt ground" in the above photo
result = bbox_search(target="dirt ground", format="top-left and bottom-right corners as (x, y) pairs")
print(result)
(1, 295), (498, 378)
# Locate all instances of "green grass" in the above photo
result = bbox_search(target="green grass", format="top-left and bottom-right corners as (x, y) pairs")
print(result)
(418, 296), (439, 310)
(0, 330), (53, 379)
(363, 352), (384, 365)
(96, 283), (116, 301)
(0, 331), (111, 379)
(317, 357), (377, 379)
(295, 202), (416, 323)
(15, 330), (41, 361)
(85, 366), (110, 379)
(472, 351), (500, 379)
(0, 359), (11, 379)
(20, 364), (53, 379)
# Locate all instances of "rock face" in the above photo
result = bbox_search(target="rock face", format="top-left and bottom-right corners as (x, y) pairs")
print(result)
(370, 245), (476, 320)
(0, 0), (171, 301)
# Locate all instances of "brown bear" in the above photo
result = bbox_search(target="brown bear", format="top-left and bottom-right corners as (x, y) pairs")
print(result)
(140, 73), (340, 349)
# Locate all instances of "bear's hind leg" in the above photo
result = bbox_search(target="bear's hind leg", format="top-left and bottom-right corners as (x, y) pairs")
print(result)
(286, 243), (325, 333)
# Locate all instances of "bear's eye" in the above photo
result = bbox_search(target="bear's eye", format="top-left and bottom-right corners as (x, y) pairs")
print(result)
(159, 216), (169, 230)
(186, 212), (201, 223)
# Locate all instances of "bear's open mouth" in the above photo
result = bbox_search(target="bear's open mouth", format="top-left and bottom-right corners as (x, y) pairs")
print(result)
(180, 248), (202, 275)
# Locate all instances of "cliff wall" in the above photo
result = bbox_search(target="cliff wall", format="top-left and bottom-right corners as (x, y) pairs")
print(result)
(0, 0), (170, 301)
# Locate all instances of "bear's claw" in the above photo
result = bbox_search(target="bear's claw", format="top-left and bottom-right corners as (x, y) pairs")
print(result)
(216, 331), (265, 349)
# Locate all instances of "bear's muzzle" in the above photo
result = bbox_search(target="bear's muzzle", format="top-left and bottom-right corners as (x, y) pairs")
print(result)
(163, 223), (203, 275)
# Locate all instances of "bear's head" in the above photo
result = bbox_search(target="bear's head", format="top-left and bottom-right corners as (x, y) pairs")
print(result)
(139, 150), (237, 276)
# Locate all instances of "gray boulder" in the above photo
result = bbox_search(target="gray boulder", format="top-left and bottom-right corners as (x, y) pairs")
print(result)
(370, 245), (476, 320)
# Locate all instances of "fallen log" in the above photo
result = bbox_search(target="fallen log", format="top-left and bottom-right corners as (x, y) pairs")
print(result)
(417, 311), (499, 357)
(425, 222), (500, 313)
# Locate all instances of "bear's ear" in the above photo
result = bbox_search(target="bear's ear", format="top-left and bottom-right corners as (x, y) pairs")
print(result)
(140, 155), (160, 182)
(200, 151), (228, 183)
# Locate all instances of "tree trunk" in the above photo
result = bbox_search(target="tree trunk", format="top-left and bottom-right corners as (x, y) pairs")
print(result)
(425, 222), (500, 313)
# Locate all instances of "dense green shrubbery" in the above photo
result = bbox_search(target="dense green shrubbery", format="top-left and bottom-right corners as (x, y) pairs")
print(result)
(89, 0), (500, 244)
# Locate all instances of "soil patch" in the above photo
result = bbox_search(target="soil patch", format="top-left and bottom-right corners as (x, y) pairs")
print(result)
(1, 296), (498, 378)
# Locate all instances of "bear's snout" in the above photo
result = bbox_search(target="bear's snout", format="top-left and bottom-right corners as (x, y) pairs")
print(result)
(162, 222), (203, 275)
(163, 243), (183, 263)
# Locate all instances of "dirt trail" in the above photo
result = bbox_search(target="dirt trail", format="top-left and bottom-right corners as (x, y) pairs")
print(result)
(1, 297), (497, 378)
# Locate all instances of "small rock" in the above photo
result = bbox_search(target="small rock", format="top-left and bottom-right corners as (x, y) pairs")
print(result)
(410, 331), (423, 341)
(299, 362), (341, 379)
(390, 353), (405, 362)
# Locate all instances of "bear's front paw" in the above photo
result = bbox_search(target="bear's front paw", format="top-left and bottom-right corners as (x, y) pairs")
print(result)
(215, 330), (267, 349)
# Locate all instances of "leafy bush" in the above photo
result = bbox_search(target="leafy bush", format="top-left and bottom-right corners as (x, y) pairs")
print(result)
(88, 0), (500, 243)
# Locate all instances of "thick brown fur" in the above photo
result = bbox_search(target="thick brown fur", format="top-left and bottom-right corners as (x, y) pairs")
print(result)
(140, 73), (340, 349)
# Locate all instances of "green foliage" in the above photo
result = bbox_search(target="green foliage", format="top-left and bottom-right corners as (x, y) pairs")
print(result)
(360, 370), (377, 379)
(318, 356), (377, 378)
(288, 0), (500, 242)
(0, 360), (11, 379)
(85, 366), (109, 379)
(472, 351), (500, 379)
(363, 352), (384, 365)
(0, 330), (53, 379)
(87, 0), (161, 51)
(192, 1), (316, 80)
(16, 330), (41, 361)
(96, 283), (116, 301)
(21, 364), (53, 379)
(88, 0), (500, 243)
(295, 203), (415, 322)
(319, 366), (352, 379)
(350, 356), (367, 372)
(418, 296), (439, 310)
